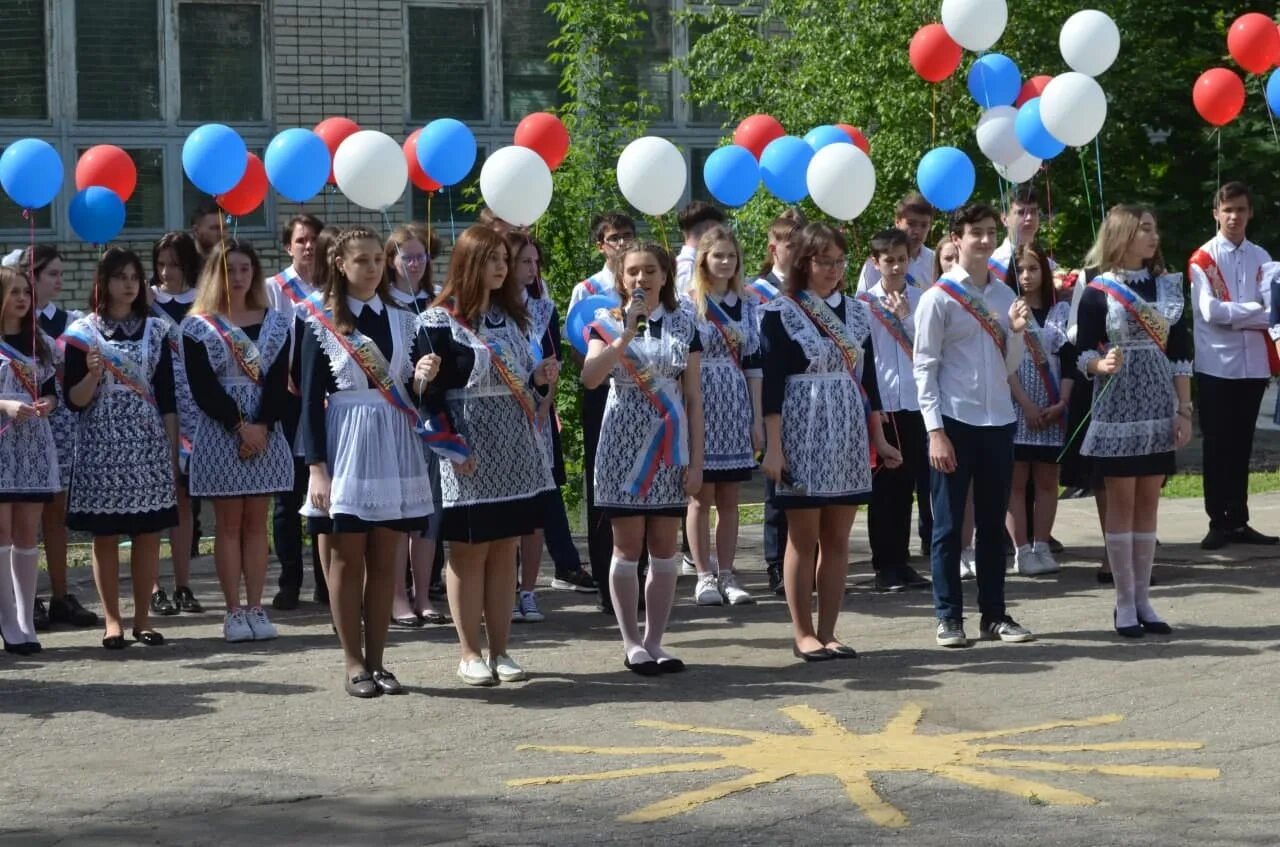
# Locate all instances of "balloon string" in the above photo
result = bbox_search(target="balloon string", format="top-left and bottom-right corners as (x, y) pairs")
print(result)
(1056, 372), (1119, 464)
(655, 213), (670, 254)
(1078, 148), (1096, 240)
(931, 86), (937, 146)
(1215, 128), (1222, 190)
(1092, 137), (1105, 221)
(448, 186), (457, 245)
(324, 184), (333, 220)
(216, 207), (244, 429)
(26, 209), (35, 351)
(1043, 165), (1055, 261)
(1263, 77), (1280, 146)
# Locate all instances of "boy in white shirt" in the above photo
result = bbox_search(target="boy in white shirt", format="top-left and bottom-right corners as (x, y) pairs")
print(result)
(675, 201), (726, 295)
(857, 192), (936, 291)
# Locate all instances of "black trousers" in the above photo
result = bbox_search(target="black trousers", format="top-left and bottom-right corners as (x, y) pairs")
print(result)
(274, 456), (325, 595)
(1198, 373), (1268, 531)
(869, 411), (925, 572)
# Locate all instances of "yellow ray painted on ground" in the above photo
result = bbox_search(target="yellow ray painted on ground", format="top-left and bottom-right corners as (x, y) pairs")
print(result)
(978, 758), (1223, 780)
(956, 714), (1125, 741)
(839, 773), (909, 829)
(508, 759), (728, 787)
(974, 741), (1205, 753)
(620, 770), (791, 823)
(881, 701), (926, 736)
(516, 743), (728, 756)
(633, 719), (775, 741)
(933, 765), (1098, 806)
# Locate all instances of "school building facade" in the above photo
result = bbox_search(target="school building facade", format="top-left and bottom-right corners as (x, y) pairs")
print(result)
(0, 0), (726, 302)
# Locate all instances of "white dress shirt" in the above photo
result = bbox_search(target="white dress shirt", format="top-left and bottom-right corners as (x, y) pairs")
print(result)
(913, 266), (1025, 431)
(862, 281), (921, 412)
(346, 294), (384, 317)
(39, 302), (58, 322)
(675, 244), (698, 295)
(567, 264), (615, 310)
(151, 287), (196, 307)
(1190, 232), (1274, 379)
(857, 244), (936, 292)
(988, 237), (1057, 287)
(266, 265), (316, 313)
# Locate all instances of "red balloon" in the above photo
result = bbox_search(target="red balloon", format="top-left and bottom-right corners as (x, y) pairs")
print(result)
(75, 145), (137, 203)
(216, 153), (267, 217)
(404, 130), (442, 193)
(834, 123), (870, 155)
(1228, 13), (1280, 75)
(1193, 68), (1247, 127)
(1015, 75), (1053, 108)
(514, 112), (571, 171)
(910, 23), (963, 84)
(314, 117), (361, 184)
(733, 114), (785, 160)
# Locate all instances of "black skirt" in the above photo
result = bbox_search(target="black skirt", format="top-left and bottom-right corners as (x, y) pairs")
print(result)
(601, 505), (687, 519)
(774, 491), (870, 509)
(0, 492), (55, 504)
(1013, 444), (1062, 464)
(442, 494), (544, 543)
(67, 506), (179, 537)
(703, 467), (753, 484)
(325, 512), (431, 535)
(1091, 451), (1176, 481)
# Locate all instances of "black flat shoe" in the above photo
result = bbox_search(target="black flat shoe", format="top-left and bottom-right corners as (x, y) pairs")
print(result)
(23, 641), (42, 654)
(173, 586), (204, 613)
(826, 643), (858, 659)
(102, 634), (128, 650)
(371, 669), (406, 694)
(272, 590), (300, 611)
(1114, 611), (1144, 639)
(1096, 570), (1114, 585)
(656, 657), (685, 673)
(149, 590), (178, 616)
(50, 594), (100, 627)
(418, 610), (451, 625)
(1048, 536), (1065, 554)
(793, 644), (835, 662)
(4, 640), (37, 656)
(1231, 525), (1279, 546)
(1200, 528), (1231, 550)
(132, 629), (165, 646)
(33, 598), (50, 632)
(623, 657), (661, 676)
(390, 615), (423, 629)
(345, 671), (381, 698)
(1139, 617), (1173, 635)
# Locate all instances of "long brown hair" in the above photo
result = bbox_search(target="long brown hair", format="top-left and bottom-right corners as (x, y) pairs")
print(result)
(1083, 204), (1166, 275)
(758, 208), (807, 276)
(151, 231), (201, 292)
(609, 241), (678, 319)
(191, 239), (269, 316)
(785, 223), (848, 295)
(385, 222), (439, 296)
(309, 225), (344, 301)
(1011, 241), (1055, 309)
(326, 227), (399, 335)
(434, 225), (529, 332)
(90, 247), (149, 318)
(690, 225), (743, 320)
(0, 267), (51, 365)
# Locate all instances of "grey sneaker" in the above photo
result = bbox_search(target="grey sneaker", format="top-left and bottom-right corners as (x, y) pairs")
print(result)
(981, 615), (1034, 643)
(936, 618), (968, 647)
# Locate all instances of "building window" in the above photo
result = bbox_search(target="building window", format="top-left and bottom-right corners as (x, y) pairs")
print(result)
(408, 6), (487, 122)
(75, 0), (162, 121)
(634, 0), (673, 123)
(178, 3), (266, 122)
(1, 0), (48, 121)
(686, 18), (728, 126)
(502, 0), (564, 120)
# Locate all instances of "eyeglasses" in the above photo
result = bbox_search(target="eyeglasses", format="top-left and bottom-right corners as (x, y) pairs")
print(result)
(810, 258), (848, 271)
(603, 234), (633, 245)
(400, 254), (429, 266)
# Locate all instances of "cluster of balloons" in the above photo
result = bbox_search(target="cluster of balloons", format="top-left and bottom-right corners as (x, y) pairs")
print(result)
(913, 5), (1120, 211)
(695, 115), (874, 220)
(1193, 13), (1280, 127)
(478, 112), (569, 227)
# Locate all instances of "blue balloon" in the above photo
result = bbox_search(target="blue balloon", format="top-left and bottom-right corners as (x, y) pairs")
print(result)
(417, 119), (477, 187)
(702, 145), (759, 207)
(1014, 98), (1066, 161)
(264, 128), (330, 203)
(803, 125), (852, 151)
(0, 138), (64, 210)
(916, 147), (975, 212)
(1268, 70), (1280, 117)
(967, 53), (1021, 109)
(69, 187), (126, 244)
(183, 124), (248, 196)
(565, 293), (620, 355)
(759, 136), (814, 203)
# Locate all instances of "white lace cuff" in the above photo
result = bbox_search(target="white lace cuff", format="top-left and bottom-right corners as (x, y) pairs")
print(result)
(1170, 359), (1193, 378)
(1076, 350), (1101, 380)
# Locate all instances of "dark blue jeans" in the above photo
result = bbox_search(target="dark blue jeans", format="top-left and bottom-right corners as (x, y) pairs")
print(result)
(541, 486), (583, 576)
(930, 417), (1015, 623)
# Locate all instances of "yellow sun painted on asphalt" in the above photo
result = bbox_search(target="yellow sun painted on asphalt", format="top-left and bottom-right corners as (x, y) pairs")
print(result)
(509, 703), (1219, 828)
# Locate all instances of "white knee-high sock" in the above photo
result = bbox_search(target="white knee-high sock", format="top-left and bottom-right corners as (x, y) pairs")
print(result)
(608, 556), (646, 660)
(11, 547), (38, 641)
(1131, 532), (1161, 623)
(1105, 532), (1137, 628)
(642, 554), (681, 661)
(0, 545), (22, 644)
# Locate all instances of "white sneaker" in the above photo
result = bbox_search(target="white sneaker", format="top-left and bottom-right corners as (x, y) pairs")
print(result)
(223, 609), (253, 643)
(694, 572), (724, 605)
(681, 555), (697, 576)
(959, 547), (977, 580)
(489, 653), (528, 682)
(516, 590), (544, 623)
(1032, 541), (1061, 574)
(1013, 544), (1036, 575)
(718, 571), (755, 605)
(458, 657), (497, 686)
(511, 598), (523, 623)
(245, 606), (278, 640)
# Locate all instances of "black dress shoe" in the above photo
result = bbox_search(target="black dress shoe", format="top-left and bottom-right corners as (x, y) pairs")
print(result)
(102, 634), (128, 650)
(33, 598), (50, 632)
(1114, 611), (1144, 639)
(1200, 528), (1231, 550)
(1231, 525), (1278, 545)
(390, 615), (422, 629)
(793, 644), (834, 662)
(1048, 536), (1065, 554)
(1096, 570), (1114, 585)
(767, 565), (784, 595)
(50, 594), (99, 627)
(4, 640), (36, 655)
(873, 571), (907, 592)
(173, 586), (203, 613)
(826, 643), (858, 659)
(1138, 616), (1173, 635)
(272, 589), (300, 611)
(899, 564), (932, 589)
(371, 669), (406, 694)
(149, 589), (178, 616)
(23, 641), (42, 654)
(312, 588), (330, 606)
(132, 629), (165, 646)
(624, 656), (661, 676)
(345, 671), (382, 698)
(656, 657), (685, 673)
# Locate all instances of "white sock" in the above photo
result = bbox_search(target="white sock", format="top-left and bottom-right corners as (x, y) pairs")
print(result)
(1131, 532), (1161, 623)
(608, 556), (647, 662)
(0, 545), (21, 644)
(1105, 532), (1137, 628)
(11, 547), (38, 640)
(642, 554), (681, 662)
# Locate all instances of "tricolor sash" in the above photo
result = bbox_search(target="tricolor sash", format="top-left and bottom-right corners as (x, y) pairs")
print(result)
(747, 276), (780, 304)
(581, 275), (608, 298)
(0, 340), (40, 401)
(1190, 249), (1280, 376)
(934, 278), (1007, 356)
(588, 314), (688, 496)
(272, 268), (311, 307)
(703, 296), (744, 367)
(987, 255), (1009, 283)
(1023, 322), (1060, 404)
(1087, 276), (1169, 352)
(62, 318), (157, 407)
(447, 309), (540, 426)
(200, 314), (263, 385)
(299, 298), (471, 462)
(857, 292), (913, 358)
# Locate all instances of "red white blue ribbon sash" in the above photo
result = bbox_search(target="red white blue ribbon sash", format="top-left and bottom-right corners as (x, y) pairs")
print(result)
(1087, 276), (1168, 352)
(934, 278), (1008, 357)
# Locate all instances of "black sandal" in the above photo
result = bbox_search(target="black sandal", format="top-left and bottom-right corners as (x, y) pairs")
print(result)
(418, 610), (451, 625)
(102, 633), (128, 650)
(132, 629), (165, 646)
(371, 669), (405, 695)
(345, 671), (381, 698)
(390, 615), (422, 629)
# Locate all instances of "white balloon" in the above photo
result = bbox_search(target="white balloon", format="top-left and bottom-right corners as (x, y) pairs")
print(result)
(333, 130), (407, 211)
(805, 143), (876, 221)
(1059, 10), (1120, 77)
(480, 146), (553, 227)
(1039, 72), (1108, 147)
(975, 106), (1025, 166)
(941, 0), (1008, 52)
(995, 151), (1042, 184)
(616, 137), (687, 216)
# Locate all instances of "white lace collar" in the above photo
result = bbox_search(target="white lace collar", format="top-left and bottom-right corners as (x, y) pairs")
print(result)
(152, 286), (196, 305)
(347, 295), (384, 316)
